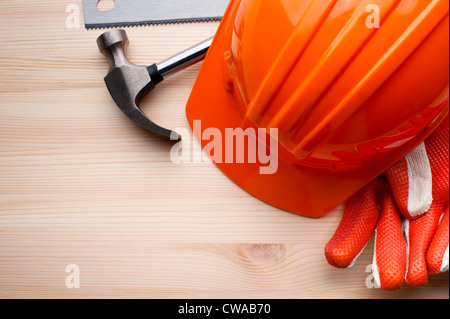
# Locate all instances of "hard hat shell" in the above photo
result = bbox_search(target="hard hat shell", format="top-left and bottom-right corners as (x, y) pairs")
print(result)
(186, 0), (450, 217)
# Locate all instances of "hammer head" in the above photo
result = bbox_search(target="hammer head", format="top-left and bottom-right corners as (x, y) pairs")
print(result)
(97, 29), (180, 141)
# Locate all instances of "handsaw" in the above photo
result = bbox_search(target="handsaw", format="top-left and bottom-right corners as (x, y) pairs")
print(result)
(82, 0), (230, 29)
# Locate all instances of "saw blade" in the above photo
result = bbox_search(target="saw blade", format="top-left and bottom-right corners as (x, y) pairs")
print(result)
(82, 0), (230, 29)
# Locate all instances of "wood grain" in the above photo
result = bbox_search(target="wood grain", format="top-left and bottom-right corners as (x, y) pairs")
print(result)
(0, 0), (448, 299)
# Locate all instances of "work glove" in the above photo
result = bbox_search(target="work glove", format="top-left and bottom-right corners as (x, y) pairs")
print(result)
(325, 117), (449, 291)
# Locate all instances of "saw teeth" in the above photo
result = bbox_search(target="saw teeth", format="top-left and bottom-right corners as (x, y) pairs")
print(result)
(85, 17), (222, 30)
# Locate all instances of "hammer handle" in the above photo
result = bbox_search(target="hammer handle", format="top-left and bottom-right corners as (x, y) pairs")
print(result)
(156, 37), (213, 78)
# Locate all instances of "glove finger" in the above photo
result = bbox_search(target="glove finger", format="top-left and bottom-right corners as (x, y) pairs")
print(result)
(385, 142), (433, 220)
(372, 188), (407, 291)
(385, 116), (449, 220)
(424, 118), (449, 275)
(325, 177), (383, 269)
(426, 207), (449, 275)
(404, 202), (443, 287)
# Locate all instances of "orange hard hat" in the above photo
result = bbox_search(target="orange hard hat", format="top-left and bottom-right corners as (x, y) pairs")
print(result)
(186, 0), (449, 217)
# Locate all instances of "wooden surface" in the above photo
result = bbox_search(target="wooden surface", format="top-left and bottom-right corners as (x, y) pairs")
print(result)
(0, 0), (448, 299)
